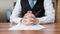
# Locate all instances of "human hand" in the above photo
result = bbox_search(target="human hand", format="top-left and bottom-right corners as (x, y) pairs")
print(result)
(21, 11), (39, 25)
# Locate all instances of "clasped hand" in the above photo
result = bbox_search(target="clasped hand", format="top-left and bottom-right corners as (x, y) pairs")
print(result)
(20, 11), (39, 25)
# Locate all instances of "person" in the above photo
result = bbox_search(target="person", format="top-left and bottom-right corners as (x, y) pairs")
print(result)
(10, 0), (55, 25)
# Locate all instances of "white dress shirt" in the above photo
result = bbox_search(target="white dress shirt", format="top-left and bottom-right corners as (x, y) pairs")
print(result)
(10, 0), (55, 24)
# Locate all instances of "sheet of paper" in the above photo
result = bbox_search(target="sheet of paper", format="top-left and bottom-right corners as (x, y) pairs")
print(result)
(8, 23), (45, 30)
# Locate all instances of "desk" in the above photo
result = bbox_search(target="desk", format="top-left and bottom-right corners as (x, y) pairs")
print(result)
(0, 23), (60, 34)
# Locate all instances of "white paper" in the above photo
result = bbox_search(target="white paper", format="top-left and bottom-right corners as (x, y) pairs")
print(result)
(8, 23), (45, 30)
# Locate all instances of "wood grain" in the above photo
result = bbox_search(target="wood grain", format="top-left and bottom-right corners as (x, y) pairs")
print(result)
(0, 22), (60, 34)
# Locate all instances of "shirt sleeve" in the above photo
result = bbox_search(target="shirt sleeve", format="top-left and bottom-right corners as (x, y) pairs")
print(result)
(10, 0), (22, 24)
(37, 0), (55, 24)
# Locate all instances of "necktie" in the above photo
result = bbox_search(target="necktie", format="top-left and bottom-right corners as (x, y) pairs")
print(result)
(29, 0), (34, 8)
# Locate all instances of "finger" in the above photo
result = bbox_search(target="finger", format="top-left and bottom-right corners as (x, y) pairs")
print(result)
(28, 11), (32, 13)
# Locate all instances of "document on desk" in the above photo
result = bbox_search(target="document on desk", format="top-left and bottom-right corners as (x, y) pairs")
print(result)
(8, 23), (45, 30)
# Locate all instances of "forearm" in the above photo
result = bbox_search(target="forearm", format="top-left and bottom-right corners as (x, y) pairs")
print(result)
(37, 15), (55, 24)
(10, 15), (22, 24)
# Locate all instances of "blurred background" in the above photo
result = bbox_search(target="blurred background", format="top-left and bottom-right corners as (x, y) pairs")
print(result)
(0, 0), (17, 22)
(0, 0), (60, 23)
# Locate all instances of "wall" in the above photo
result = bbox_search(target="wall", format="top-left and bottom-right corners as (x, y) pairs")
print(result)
(56, 0), (60, 23)
(0, 0), (16, 22)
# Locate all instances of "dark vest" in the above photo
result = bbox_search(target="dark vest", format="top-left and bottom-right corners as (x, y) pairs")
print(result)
(20, 0), (45, 18)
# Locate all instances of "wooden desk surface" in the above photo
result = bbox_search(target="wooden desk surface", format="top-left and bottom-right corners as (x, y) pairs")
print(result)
(0, 23), (60, 34)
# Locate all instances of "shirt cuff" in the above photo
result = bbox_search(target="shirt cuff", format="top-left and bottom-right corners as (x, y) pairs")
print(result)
(10, 16), (22, 24)
(37, 17), (55, 24)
